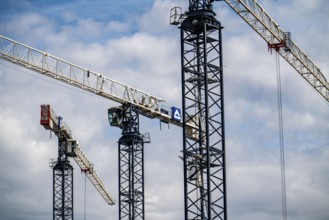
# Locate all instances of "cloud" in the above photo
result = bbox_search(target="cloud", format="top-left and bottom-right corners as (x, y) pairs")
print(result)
(0, 0), (329, 220)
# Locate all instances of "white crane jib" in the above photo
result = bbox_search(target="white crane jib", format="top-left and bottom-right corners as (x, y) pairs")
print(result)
(223, 0), (329, 103)
(40, 104), (115, 205)
(170, 0), (329, 103)
(0, 35), (199, 128)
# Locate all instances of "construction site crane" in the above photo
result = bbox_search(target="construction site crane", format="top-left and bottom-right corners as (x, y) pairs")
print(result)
(0, 34), (196, 220)
(170, 1), (329, 103)
(222, 0), (329, 102)
(0, 35), (196, 131)
(169, 0), (329, 219)
(40, 104), (115, 219)
(171, 1), (227, 219)
(1, 0), (329, 219)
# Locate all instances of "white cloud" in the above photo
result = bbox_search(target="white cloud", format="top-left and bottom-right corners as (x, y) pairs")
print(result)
(0, 0), (328, 220)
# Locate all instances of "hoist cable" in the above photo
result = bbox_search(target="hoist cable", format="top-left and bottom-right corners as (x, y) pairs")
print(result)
(84, 173), (87, 220)
(276, 52), (288, 220)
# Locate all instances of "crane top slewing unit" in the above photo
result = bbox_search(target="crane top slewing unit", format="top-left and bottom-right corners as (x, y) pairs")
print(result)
(170, 0), (329, 103)
(40, 104), (116, 205)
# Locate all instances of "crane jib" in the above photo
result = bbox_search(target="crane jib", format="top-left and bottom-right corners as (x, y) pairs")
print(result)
(223, 0), (329, 103)
(0, 35), (199, 131)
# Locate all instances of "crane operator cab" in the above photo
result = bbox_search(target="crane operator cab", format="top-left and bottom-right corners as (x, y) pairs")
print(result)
(66, 139), (77, 157)
(108, 106), (123, 129)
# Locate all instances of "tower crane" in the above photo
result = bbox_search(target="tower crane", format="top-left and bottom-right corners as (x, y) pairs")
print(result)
(0, 34), (197, 220)
(0, 0), (329, 219)
(40, 104), (115, 219)
(169, 0), (329, 219)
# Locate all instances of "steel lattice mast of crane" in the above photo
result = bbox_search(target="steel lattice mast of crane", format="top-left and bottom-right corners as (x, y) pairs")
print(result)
(171, 0), (227, 219)
(40, 104), (115, 220)
(108, 103), (151, 219)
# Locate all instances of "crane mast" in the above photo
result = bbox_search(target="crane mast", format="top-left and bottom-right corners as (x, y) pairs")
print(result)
(109, 103), (149, 220)
(172, 0), (227, 219)
(41, 104), (115, 220)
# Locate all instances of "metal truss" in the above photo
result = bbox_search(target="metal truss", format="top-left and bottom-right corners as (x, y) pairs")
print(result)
(53, 162), (74, 220)
(224, 0), (329, 102)
(41, 104), (115, 205)
(180, 3), (227, 219)
(118, 104), (146, 220)
(0, 35), (163, 109)
(52, 136), (74, 220)
(0, 35), (186, 126)
(74, 146), (115, 205)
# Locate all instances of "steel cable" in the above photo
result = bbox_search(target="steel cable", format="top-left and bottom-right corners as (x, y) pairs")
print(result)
(276, 52), (288, 220)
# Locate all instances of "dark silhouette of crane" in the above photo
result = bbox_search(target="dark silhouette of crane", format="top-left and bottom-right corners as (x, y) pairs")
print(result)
(40, 104), (115, 219)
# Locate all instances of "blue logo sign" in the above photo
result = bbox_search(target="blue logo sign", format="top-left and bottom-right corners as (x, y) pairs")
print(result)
(172, 107), (181, 122)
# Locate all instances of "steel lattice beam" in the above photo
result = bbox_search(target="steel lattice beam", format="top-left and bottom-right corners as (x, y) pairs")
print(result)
(41, 104), (115, 206)
(0, 35), (200, 129)
(53, 162), (74, 220)
(180, 2), (227, 219)
(224, 0), (329, 103)
(118, 104), (145, 220)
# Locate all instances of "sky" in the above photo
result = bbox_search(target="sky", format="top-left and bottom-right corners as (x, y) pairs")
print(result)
(0, 0), (328, 220)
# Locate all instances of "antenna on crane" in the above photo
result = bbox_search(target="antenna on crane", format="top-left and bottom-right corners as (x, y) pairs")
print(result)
(40, 104), (115, 220)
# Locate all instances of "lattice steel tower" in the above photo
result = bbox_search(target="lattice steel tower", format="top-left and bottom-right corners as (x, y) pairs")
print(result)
(52, 126), (74, 220)
(41, 104), (115, 220)
(109, 103), (149, 220)
(172, 0), (227, 219)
